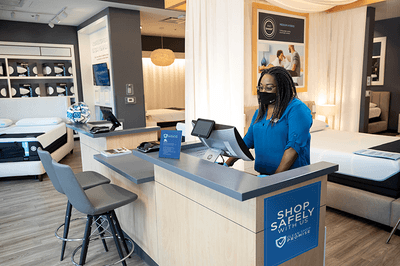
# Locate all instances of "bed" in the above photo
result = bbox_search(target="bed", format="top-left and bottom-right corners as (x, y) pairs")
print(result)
(146, 108), (185, 138)
(309, 121), (400, 228)
(0, 97), (74, 181)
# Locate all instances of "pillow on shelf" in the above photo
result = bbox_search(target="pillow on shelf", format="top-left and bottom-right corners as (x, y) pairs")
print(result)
(16, 117), (62, 126)
(369, 102), (378, 108)
(0, 118), (13, 128)
(310, 119), (328, 133)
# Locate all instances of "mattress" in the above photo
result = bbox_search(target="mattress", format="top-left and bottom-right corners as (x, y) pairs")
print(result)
(0, 123), (67, 163)
(146, 108), (185, 123)
(311, 129), (400, 197)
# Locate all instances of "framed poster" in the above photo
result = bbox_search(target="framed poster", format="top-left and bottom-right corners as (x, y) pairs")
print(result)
(252, 3), (308, 94)
(371, 36), (386, 86)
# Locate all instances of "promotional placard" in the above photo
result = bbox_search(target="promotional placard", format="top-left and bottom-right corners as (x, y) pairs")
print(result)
(159, 130), (182, 159)
(264, 181), (321, 266)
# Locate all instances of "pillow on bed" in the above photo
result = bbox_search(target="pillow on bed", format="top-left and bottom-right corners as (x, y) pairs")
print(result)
(310, 119), (328, 133)
(16, 117), (62, 126)
(369, 102), (378, 108)
(0, 118), (13, 128)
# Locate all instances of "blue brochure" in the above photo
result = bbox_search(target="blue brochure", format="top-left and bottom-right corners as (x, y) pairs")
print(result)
(159, 130), (183, 159)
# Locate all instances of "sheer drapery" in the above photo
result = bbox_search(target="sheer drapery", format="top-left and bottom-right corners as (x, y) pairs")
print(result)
(185, 0), (245, 141)
(308, 7), (367, 132)
(142, 58), (185, 110)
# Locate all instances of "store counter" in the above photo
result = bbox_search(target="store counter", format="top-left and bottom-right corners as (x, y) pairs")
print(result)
(93, 142), (338, 266)
(67, 122), (159, 172)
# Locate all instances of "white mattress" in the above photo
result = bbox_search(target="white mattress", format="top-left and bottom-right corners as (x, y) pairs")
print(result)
(369, 107), (381, 119)
(310, 129), (400, 181)
(146, 109), (185, 123)
(0, 123), (66, 149)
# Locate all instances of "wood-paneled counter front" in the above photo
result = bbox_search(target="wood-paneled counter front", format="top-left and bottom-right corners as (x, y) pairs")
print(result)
(92, 141), (338, 266)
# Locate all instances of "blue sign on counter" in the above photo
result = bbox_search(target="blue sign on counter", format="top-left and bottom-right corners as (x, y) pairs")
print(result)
(264, 181), (321, 266)
(159, 130), (182, 159)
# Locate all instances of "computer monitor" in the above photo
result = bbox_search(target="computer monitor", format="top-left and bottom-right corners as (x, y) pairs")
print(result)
(191, 119), (254, 163)
(100, 107), (121, 131)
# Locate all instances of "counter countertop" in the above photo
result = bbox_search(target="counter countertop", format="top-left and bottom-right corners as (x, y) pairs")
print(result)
(67, 122), (160, 138)
(95, 142), (338, 201)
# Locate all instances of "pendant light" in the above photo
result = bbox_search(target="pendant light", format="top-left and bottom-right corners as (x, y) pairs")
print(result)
(150, 36), (175, 67)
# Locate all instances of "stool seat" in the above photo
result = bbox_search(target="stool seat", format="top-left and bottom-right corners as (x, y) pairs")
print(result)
(76, 171), (111, 190)
(84, 184), (138, 216)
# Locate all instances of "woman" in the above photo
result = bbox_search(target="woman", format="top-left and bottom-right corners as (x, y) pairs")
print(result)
(226, 67), (312, 175)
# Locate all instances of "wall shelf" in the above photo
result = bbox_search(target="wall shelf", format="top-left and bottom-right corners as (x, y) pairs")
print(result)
(0, 41), (77, 99)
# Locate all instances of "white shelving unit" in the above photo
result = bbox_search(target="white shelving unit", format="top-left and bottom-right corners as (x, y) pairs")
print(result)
(0, 41), (78, 100)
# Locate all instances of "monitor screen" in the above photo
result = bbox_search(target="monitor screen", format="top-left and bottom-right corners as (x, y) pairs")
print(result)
(191, 118), (215, 139)
(100, 107), (121, 131)
(93, 63), (110, 86)
(191, 120), (254, 162)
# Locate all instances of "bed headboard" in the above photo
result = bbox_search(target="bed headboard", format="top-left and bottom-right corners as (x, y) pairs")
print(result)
(0, 97), (72, 123)
(370, 91), (390, 122)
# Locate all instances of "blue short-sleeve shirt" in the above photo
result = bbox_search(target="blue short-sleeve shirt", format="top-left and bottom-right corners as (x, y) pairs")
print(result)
(243, 98), (312, 174)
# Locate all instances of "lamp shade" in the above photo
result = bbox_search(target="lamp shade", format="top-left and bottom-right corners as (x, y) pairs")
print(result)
(317, 104), (336, 116)
(150, 49), (175, 67)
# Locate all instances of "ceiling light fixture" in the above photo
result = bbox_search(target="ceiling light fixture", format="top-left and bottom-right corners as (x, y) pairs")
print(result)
(150, 36), (175, 67)
(48, 7), (68, 28)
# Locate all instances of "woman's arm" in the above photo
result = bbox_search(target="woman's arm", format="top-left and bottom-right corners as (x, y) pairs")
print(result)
(225, 157), (239, 167)
(274, 147), (298, 174)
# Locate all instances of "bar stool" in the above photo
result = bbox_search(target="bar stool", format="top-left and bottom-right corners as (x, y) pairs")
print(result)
(37, 148), (111, 261)
(52, 160), (138, 266)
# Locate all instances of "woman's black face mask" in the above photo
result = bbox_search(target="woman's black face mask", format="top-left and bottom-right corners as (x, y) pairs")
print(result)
(258, 91), (276, 105)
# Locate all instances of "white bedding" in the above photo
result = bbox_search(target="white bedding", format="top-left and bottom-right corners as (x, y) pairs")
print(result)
(311, 129), (400, 181)
(0, 123), (66, 149)
(369, 107), (381, 119)
(146, 109), (185, 123)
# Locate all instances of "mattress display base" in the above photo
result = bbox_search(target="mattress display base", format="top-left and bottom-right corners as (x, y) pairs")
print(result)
(328, 172), (400, 198)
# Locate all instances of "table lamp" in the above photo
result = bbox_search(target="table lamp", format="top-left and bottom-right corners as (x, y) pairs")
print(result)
(316, 104), (336, 126)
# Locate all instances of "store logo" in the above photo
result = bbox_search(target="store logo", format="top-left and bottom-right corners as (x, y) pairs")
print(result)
(275, 236), (286, 248)
(262, 16), (277, 39)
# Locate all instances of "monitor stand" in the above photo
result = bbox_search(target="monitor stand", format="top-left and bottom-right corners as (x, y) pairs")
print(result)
(202, 148), (223, 163)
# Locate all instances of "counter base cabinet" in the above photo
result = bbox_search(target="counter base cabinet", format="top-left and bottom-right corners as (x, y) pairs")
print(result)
(152, 166), (326, 266)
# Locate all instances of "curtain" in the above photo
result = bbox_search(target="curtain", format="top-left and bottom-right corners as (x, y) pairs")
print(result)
(308, 7), (367, 132)
(185, 0), (245, 141)
(142, 58), (185, 110)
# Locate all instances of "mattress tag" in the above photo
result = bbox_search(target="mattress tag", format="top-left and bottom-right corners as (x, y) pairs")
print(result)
(22, 141), (30, 157)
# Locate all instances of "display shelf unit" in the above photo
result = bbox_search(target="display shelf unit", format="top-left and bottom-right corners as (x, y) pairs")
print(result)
(0, 41), (78, 100)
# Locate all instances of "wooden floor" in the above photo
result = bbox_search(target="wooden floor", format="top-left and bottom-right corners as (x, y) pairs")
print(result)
(1, 140), (400, 266)
(0, 140), (148, 266)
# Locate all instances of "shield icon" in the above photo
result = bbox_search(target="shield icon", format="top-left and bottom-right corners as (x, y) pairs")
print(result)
(275, 236), (286, 248)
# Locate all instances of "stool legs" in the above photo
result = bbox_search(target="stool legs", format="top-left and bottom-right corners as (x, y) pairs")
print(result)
(111, 210), (130, 258)
(95, 215), (109, 252)
(79, 215), (93, 265)
(61, 201), (73, 261)
(387, 218), (400, 244)
(106, 212), (127, 266)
